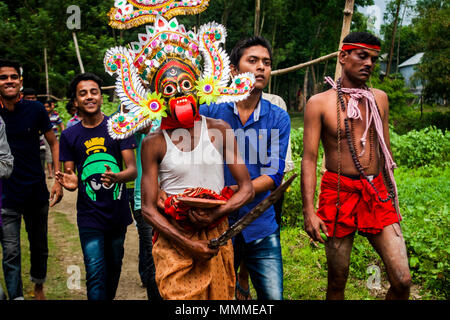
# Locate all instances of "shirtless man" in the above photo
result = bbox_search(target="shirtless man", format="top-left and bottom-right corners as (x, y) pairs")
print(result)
(301, 32), (411, 300)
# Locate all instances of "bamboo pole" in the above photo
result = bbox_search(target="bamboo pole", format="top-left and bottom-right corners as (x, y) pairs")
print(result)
(316, 0), (355, 210)
(334, 0), (355, 80)
(72, 32), (85, 74)
(44, 47), (49, 101)
(271, 52), (339, 76)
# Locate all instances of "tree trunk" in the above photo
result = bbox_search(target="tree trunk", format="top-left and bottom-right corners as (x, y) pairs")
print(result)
(334, 0), (355, 80)
(302, 66), (309, 111)
(396, 4), (407, 74)
(311, 63), (318, 94)
(385, 0), (402, 78)
(254, 0), (261, 36)
(221, 0), (235, 26)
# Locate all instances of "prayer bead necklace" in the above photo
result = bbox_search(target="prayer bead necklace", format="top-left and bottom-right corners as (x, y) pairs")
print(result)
(336, 78), (395, 203)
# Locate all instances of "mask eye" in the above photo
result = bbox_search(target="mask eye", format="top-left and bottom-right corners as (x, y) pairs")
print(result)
(102, 182), (114, 189)
(181, 79), (193, 91)
(163, 83), (176, 96)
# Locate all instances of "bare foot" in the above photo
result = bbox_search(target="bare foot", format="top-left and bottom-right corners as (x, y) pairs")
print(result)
(34, 284), (46, 300)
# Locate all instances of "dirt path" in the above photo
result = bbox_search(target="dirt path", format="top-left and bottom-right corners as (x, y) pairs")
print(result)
(48, 179), (147, 300)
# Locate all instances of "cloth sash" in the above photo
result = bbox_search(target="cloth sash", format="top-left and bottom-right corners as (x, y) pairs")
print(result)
(317, 171), (399, 238)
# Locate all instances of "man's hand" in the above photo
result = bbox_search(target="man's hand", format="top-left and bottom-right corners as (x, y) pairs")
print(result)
(49, 181), (63, 207)
(304, 212), (328, 244)
(101, 164), (118, 188)
(157, 189), (167, 210)
(185, 239), (219, 261)
(187, 208), (217, 230)
(55, 168), (78, 191)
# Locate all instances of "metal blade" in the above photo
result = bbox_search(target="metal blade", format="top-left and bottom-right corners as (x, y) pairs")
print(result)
(209, 173), (297, 249)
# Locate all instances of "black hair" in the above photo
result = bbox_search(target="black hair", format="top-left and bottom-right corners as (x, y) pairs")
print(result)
(69, 72), (103, 99)
(342, 32), (381, 50)
(22, 88), (37, 96)
(0, 59), (21, 76)
(230, 36), (273, 68)
(65, 99), (74, 113)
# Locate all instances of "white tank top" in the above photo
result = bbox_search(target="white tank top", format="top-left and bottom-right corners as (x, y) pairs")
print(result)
(159, 116), (225, 195)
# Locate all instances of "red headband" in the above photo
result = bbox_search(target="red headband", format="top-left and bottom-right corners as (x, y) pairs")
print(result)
(341, 43), (381, 52)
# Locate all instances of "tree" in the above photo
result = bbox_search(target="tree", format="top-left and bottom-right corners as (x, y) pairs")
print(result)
(414, 0), (450, 103)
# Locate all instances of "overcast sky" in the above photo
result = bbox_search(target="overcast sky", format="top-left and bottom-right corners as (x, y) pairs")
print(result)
(358, 0), (415, 37)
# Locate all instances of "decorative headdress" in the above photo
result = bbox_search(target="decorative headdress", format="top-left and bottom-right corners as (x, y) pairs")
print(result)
(104, 0), (255, 139)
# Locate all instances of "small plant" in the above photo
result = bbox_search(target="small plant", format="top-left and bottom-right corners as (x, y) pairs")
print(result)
(390, 126), (450, 168)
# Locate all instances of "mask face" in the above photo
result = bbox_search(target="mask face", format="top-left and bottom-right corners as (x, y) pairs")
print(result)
(151, 58), (199, 127)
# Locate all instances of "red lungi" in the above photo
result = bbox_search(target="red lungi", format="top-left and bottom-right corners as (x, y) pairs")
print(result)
(316, 171), (400, 238)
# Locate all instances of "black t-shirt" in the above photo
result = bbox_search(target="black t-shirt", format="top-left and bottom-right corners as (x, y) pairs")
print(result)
(0, 99), (52, 208)
(59, 116), (137, 231)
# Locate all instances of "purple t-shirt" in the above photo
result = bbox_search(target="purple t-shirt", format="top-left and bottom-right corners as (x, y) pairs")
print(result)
(0, 181), (2, 226)
(59, 116), (137, 231)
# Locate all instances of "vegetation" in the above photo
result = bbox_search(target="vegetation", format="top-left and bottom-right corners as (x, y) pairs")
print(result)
(283, 123), (449, 299)
(0, 0), (448, 301)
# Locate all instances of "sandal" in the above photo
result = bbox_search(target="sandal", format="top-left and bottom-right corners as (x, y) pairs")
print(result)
(235, 281), (252, 300)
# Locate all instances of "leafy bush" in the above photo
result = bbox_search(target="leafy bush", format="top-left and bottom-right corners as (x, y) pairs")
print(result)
(284, 122), (448, 299)
(290, 127), (304, 159)
(390, 109), (450, 134)
(390, 126), (450, 168)
(55, 94), (120, 127)
(371, 75), (416, 113)
(396, 166), (450, 299)
(283, 127), (323, 227)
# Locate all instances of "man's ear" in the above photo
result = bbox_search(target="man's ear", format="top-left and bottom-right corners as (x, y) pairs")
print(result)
(338, 50), (348, 66)
(230, 64), (239, 77)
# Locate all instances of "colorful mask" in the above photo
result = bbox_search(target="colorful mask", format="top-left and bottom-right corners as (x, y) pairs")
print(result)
(104, 0), (255, 139)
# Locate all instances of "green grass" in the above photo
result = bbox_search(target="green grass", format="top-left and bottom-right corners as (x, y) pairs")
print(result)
(281, 227), (375, 300)
(0, 212), (84, 300)
(289, 112), (304, 130)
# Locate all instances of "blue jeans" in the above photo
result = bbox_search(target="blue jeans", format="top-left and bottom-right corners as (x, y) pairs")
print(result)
(0, 203), (49, 300)
(132, 209), (162, 301)
(78, 227), (126, 300)
(233, 230), (284, 300)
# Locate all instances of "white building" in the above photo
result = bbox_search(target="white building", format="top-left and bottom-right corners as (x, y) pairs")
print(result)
(398, 52), (424, 96)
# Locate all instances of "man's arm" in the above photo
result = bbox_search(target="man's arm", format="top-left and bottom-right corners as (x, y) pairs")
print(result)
(44, 129), (63, 206)
(140, 134), (219, 260)
(374, 89), (394, 159)
(0, 118), (13, 179)
(301, 95), (328, 243)
(101, 148), (137, 187)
